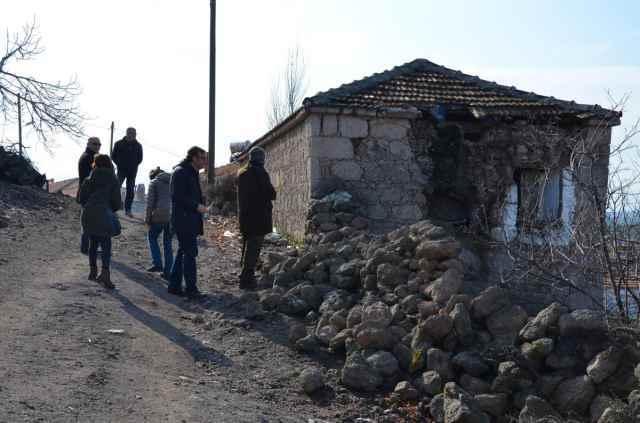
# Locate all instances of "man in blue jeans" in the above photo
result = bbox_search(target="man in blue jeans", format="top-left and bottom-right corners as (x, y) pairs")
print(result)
(167, 146), (208, 299)
(145, 167), (173, 279)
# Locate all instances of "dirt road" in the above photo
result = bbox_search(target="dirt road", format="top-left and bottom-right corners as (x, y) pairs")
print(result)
(0, 194), (372, 423)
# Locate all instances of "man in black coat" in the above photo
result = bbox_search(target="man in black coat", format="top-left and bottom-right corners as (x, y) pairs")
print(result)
(111, 127), (143, 217)
(77, 137), (101, 254)
(167, 146), (208, 299)
(237, 146), (276, 290)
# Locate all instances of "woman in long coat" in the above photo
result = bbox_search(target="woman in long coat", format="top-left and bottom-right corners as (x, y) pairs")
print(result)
(78, 154), (122, 288)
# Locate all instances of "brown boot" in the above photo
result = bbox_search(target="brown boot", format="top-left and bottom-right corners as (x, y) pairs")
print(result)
(88, 266), (98, 281)
(97, 269), (115, 289)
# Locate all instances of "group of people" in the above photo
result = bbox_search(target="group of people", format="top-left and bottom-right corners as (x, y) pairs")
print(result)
(76, 129), (276, 299)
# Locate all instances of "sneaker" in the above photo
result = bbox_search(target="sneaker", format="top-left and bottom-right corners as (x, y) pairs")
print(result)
(167, 287), (185, 297)
(147, 265), (163, 273)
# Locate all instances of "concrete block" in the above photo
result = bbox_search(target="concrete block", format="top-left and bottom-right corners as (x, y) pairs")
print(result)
(322, 114), (338, 136)
(313, 137), (354, 160)
(370, 119), (410, 140)
(332, 161), (363, 181)
(339, 116), (368, 138)
(389, 140), (414, 160)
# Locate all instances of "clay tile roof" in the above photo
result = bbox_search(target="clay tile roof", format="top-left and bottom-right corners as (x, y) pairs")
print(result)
(304, 59), (620, 119)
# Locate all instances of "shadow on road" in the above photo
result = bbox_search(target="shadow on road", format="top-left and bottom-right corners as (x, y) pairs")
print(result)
(107, 288), (232, 366)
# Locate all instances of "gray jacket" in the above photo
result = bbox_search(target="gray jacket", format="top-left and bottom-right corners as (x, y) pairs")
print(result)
(146, 171), (172, 224)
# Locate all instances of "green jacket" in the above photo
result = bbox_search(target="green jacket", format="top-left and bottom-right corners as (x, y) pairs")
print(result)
(79, 168), (122, 237)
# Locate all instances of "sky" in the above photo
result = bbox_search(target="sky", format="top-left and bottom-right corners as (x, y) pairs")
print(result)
(1, 0), (639, 186)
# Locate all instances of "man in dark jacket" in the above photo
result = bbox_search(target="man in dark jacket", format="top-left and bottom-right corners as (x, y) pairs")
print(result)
(237, 146), (276, 290)
(167, 146), (208, 299)
(111, 127), (143, 217)
(77, 137), (101, 254)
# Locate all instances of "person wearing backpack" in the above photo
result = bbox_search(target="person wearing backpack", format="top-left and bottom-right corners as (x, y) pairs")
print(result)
(78, 154), (122, 289)
(145, 167), (173, 279)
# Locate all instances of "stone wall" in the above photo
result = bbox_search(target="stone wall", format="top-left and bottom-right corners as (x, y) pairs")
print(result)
(309, 113), (428, 233)
(263, 118), (317, 242)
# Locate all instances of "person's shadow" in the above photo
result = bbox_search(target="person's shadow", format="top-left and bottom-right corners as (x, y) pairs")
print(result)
(107, 262), (231, 366)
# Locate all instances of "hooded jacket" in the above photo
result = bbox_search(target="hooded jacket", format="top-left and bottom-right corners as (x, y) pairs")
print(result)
(170, 160), (203, 236)
(79, 167), (122, 237)
(111, 138), (143, 175)
(237, 161), (276, 236)
(146, 171), (172, 224)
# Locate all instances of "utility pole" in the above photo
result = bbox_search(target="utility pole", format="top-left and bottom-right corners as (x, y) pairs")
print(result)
(207, 0), (216, 185)
(110, 121), (115, 156)
(17, 95), (23, 157)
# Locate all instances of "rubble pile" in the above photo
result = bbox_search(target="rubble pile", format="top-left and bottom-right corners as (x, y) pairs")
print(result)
(0, 146), (45, 186)
(304, 191), (370, 245)
(255, 191), (640, 422)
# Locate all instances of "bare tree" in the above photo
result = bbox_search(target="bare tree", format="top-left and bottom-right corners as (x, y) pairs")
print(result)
(0, 20), (84, 146)
(267, 46), (307, 129)
(494, 96), (640, 323)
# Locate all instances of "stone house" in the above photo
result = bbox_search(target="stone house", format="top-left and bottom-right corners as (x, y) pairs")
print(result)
(250, 59), (620, 249)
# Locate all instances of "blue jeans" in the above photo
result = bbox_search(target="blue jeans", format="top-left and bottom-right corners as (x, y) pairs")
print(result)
(89, 236), (112, 269)
(168, 232), (198, 293)
(148, 223), (173, 277)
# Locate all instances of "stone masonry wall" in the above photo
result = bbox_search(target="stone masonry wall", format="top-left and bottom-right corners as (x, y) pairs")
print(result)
(309, 113), (428, 233)
(263, 118), (316, 242)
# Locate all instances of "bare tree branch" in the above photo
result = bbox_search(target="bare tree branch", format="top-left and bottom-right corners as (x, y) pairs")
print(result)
(266, 46), (307, 129)
(0, 19), (85, 147)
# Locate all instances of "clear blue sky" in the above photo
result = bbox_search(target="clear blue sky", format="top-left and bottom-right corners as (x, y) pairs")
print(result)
(1, 0), (639, 183)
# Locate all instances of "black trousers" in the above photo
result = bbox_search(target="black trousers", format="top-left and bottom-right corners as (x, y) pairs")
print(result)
(118, 170), (136, 212)
(240, 235), (264, 282)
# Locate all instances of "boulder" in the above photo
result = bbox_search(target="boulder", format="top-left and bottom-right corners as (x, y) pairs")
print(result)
(591, 394), (614, 423)
(315, 325), (338, 346)
(426, 348), (454, 381)
(558, 309), (606, 336)
(377, 263), (409, 289)
(361, 301), (393, 328)
(415, 238), (461, 261)
(346, 305), (363, 328)
(598, 407), (632, 423)
(418, 314), (454, 341)
(393, 381), (419, 401)
(278, 294), (311, 316)
(474, 394), (508, 418)
(299, 367), (324, 394)
(341, 353), (383, 392)
(295, 334), (320, 352)
(485, 304), (528, 345)
(451, 352), (490, 377)
(459, 374), (491, 395)
(587, 347), (622, 384)
(518, 395), (562, 423)
(418, 301), (440, 319)
(366, 350), (400, 378)
(519, 302), (564, 341)
(416, 370), (443, 396)
(552, 375), (596, 415)
(318, 290), (352, 314)
(491, 361), (533, 394)
(520, 338), (555, 362)
(355, 324), (394, 350)
(430, 394), (445, 423)
(426, 269), (463, 304)
(450, 303), (474, 344)
(329, 328), (352, 351)
(288, 323), (307, 344)
(470, 287), (511, 320)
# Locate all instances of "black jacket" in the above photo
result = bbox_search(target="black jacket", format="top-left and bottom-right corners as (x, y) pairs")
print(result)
(79, 168), (122, 237)
(78, 148), (94, 185)
(170, 160), (203, 236)
(237, 163), (276, 236)
(111, 138), (143, 175)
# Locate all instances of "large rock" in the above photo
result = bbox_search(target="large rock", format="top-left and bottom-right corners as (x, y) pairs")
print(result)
(319, 290), (352, 314)
(491, 361), (533, 394)
(450, 303), (474, 343)
(415, 238), (461, 261)
(430, 394), (445, 423)
(299, 367), (324, 394)
(418, 314), (454, 341)
(288, 323), (307, 344)
(427, 269), (463, 304)
(452, 352), (489, 377)
(587, 347), (622, 384)
(426, 348), (455, 381)
(558, 309), (606, 336)
(416, 370), (443, 396)
(366, 350), (399, 378)
(591, 394), (614, 423)
(474, 394), (508, 418)
(341, 353), (383, 392)
(598, 407), (632, 423)
(485, 304), (528, 344)
(361, 301), (393, 328)
(519, 302), (564, 341)
(346, 305), (363, 328)
(355, 324), (394, 350)
(393, 381), (419, 401)
(470, 287), (511, 320)
(443, 383), (490, 423)
(518, 395), (562, 423)
(278, 294), (311, 316)
(459, 374), (491, 395)
(315, 325), (338, 346)
(520, 338), (555, 362)
(377, 263), (409, 289)
(552, 375), (596, 415)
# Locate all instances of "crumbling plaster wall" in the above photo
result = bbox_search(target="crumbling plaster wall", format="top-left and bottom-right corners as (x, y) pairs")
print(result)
(309, 112), (428, 233)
